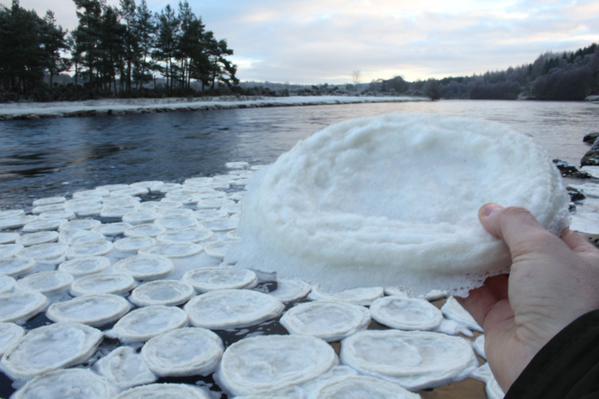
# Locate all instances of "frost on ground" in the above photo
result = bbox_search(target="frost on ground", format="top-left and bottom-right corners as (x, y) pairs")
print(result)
(0, 95), (427, 120)
(0, 156), (596, 398)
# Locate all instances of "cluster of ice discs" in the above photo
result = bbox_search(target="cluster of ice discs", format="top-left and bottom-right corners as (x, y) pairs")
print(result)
(0, 160), (517, 398)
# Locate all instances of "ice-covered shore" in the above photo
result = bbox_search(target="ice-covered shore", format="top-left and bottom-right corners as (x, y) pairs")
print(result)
(0, 95), (427, 120)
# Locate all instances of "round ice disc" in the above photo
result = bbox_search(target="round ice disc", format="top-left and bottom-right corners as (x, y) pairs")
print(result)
(281, 301), (370, 342)
(58, 256), (111, 277)
(156, 215), (198, 230)
(94, 346), (156, 390)
(473, 335), (486, 359)
(0, 322), (24, 355)
(203, 240), (230, 259)
(122, 210), (157, 225)
(370, 296), (443, 330)
(340, 329), (477, 390)
(0, 243), (24, 260)
(217, 335), (337, 396)
(124, 223), (165, 238)
(11, 368), (115, 399)
(115, 383), (211, 399)
(21, 243), (66, 262)
(0, 232), (19, 245)
(70, 273), (136, 296)
(309, 286), (384, 306)
(206, 218), (237, 232)
(33, 196), (66, 207)
(108, 305), (188, 343)
(0, 257), (35, 277)
(156, 227), (213, 244)
(269, 279), (312, 303)
(141, 327), (223, 377)
(18, 270), (73, 295)
(184, 289), (284, 329)
(61, 229), (105, 245)
(113, 254), (174, 281)
(311, 373), (420, 399)
(1, 322), (102, 380)
(383, 287), (410, 298)
(182, 267), (257, 292)
(0, 214), (31, 230)
(60, 219), (101, 231)
(47, 294), (131, 327)
(0, 288), (47, 323)
(20, 231), (59, 247)
(140, 242), (203, 258)
(33, 203), (66, 214)
(22, 218), (63, 233)
(0, 274), (16, 293)
(130, 280), (194, 306)
(67, 239), (113, 258)
(101, 206), (137, 219)
(94, 222), (132, 237)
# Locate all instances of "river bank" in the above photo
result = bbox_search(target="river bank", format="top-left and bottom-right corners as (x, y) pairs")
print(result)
(0, 95), (428, 121)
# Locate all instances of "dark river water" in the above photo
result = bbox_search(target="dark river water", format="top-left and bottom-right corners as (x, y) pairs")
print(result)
(0, 100), (597, 209)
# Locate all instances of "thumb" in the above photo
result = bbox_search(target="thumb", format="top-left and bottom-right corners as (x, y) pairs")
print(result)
(479, 204), (561, 258)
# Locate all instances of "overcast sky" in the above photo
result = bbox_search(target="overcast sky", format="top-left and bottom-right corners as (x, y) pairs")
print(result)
(8, 0), (599, 84)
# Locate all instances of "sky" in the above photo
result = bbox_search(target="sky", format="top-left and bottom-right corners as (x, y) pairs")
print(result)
(7, 0), (599, 84)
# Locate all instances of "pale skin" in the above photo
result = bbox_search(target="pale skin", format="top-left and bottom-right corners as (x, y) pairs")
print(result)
(460, 204), (599, 392)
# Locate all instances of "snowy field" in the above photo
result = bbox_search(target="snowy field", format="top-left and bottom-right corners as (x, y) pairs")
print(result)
(0, 96), (428, 120)
(0, 161), (597, 398)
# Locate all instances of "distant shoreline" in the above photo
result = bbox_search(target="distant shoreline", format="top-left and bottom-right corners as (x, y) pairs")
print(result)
(0, 96), (428, 121)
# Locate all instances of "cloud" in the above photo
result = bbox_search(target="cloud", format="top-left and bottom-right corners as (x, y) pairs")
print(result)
(11, 0), (599, 83)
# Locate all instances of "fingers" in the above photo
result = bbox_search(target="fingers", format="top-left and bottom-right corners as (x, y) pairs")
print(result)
(479, 204), (562, 258)
(561, 228), (598, 253)
(459, 275), (509, 328)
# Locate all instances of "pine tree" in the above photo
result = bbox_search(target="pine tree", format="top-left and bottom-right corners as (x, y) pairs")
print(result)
(133, 0), (155, 91)
(40, 11), (70, 87)
(154, 4), (179, 94)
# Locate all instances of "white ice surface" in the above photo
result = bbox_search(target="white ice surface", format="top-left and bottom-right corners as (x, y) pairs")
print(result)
(0, 288), (48, 323)
(141, 327), (224, 377)
(470, 363), (505, 399)
(107, 305), (188, 342)
(113, 254), (174, 281)
(70, 273), (136, 296)
(0, 322), (24, 355)
(182, 266), (257, 292)
(370, 297), (443, 331)
(11, 368), (116, 399)
(269, 278), (312, 303)
(46, 294), (131, 326)
(94, 346), (157, 390)
(233, 114), (570, 296)
(115, 383), (211, 399)
(441, 297), (484, 333)
(129, 279), (194, 306)
(308, 286), (384, 306)
(216, 334), (337, 396)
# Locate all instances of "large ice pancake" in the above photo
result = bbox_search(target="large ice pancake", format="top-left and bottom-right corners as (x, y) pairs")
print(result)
(232, 114), (570, 296)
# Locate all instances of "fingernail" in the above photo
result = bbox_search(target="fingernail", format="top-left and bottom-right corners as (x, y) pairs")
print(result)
(481, 203), (504, 218)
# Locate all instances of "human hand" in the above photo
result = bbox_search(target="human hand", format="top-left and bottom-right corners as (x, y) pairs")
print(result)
(461, 204), (599, 392)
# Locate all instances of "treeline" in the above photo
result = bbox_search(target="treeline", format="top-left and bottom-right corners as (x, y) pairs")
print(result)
(0, 0), (238, 101)
(373, 43), (599, 101)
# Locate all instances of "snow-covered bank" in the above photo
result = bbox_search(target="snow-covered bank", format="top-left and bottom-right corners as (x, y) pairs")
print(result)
(0, 95), (428, 120)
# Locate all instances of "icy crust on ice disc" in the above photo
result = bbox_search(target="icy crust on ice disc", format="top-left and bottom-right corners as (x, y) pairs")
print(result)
(182, 267), (257, 292)
(234, 115), (570, 296)
(369, 297), (443, 331)
(113, 254), (173, 281)
(441, 297), (483, 332)
(1, 322), (102, 380)
(58, 256), (110, 277)
(70, 273), (135, 296)
(216, 335), (337, 396)
(107, 305), (187, 342)
(115, 383), (211, 399)
(0, 323), (24, 355)
(17, 271), (73, 295)
(11, 368), (116, 399)
(184, 289), (284, 329)
(0, 288), (47, 323)
(141, 327), (224, 377)
(340, 329), (477, 390)
(280, 301), (370, 342)
(46, 294), (131, 326)
(269, 278), (312, 303)
(129, 280), (194, 306)
(94, 346), (156, 390)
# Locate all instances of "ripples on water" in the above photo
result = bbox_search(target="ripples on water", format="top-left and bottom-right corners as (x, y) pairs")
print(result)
(0, 100), (597, 209)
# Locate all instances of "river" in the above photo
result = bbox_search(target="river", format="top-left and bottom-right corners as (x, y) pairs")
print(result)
(0, 100), (597, 209)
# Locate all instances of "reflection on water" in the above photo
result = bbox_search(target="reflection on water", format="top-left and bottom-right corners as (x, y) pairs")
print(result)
(0, 100), (597, 209)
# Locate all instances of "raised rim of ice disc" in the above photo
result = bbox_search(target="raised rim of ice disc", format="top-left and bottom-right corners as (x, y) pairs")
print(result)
(141, 327), (224, 377)
(70, 273), (136, 296)
(46, 294), (131, 326)
(17, 270), (74, 295)
(93, 346), (157, 390)
(280, 301), (371, 342)
(156, 227), (213, 244)
(0, 322), (24, 355)
(11, 368), (116, 399)
(0, 257), (35, 277)
(370, 296), (443, 330)
(139, 242), (203, 258)
(113, 254), (174, 281)
(19, 231), (59, 247)
(58, 256), (111, 277)
(182, 267), (257, 292)
(269, 279), (312, 303)
(115, 383), (211, 399)
(67, 240), (113, 258)
(0, 274), (16, 293)
(340, 329), (477, 390)
(308, 286), (384, 306)
(0, 243), (24, 260)
(107, 305), (188, 342)
(0, 288), (48, 323)
(216, 334), (337, 396)
(1, 322), (102, 380)
(184, 289), (284, 329)
(311, 373), (421, 399)
(129, 280), (194, 306)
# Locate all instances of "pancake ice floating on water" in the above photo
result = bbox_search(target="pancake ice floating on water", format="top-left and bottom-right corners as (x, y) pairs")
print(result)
(129, 280), (194, 306)
(340, 329), (477, 390)
(232, 114), (570, 296)
(216, 335), (337, 396)
(0, 288), (47, 323)
(369, 296), (443, 331)
(46, 294), (131, 326)
(182, 267), (257, 292)
(0, 322), (24, 355)
(11, 368), (116, 399)
(94, 346), (157, 390)
(115, 383), (211, 399)
(106, 305), (187, 342)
